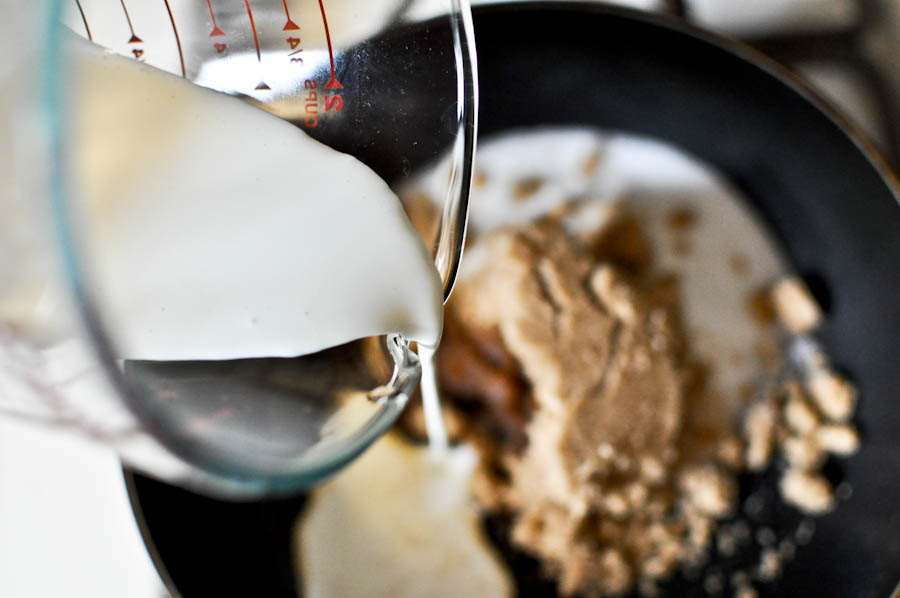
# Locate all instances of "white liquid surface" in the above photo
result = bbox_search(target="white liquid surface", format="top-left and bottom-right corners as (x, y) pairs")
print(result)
(68, 38), (443, 361)
(297, 417), (512, 598)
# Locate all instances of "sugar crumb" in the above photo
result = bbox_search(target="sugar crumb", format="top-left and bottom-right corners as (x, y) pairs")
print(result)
(770, 277), (823, 334)
(780, 469), (834, 515)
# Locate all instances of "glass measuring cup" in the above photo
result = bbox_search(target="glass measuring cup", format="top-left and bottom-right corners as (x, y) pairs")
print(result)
(0, 0), (476, 498)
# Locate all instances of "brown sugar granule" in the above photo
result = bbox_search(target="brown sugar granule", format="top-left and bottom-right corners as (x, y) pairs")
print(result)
(729, 253), (751, 277)
(582, 150), (602, 176)
(770, 277), (823, 335)
(666, 205), (698, 232)
(815, 424), (860, 456)
(781, 435), (824, 471)
(806, 369), (856, 422)
(779, 469), (834, 515)
(756, 336), (785, 376)
(582, 206), (654, 276)
(782, 382), (820, 435)
(738, 382), (756, 403)
(715, 437), (745, 470)
(672, 237), (693, 257)
(678, 464), (737, 518)
(743, 401), (776, 471)
(665, 205), (697, 260)
(747, 288), (777, 329)
(512, 177), (544, 202)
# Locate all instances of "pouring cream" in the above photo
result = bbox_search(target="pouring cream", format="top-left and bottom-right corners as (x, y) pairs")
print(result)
(67, 38), (443, 361)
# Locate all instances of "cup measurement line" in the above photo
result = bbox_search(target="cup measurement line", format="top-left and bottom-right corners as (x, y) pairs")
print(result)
(206, 0), (226, 37)
(243, 0), (271, 90)
(119, 0), (142, 44)
(161, 0), (186, 77)
(317, 0), (342, 89)
(73, 0), (92, 40)
(68, 1), (348, 98)
(281, 0), (299, 31)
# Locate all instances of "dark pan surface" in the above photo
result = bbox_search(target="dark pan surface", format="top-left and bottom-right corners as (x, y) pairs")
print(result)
(128, 4), (900, 597)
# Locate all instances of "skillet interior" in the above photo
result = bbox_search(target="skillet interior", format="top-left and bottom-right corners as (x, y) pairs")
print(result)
(127, 4), (900, 597)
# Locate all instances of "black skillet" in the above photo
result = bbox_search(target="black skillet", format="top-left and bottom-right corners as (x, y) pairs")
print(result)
(126, 4), (900, 597)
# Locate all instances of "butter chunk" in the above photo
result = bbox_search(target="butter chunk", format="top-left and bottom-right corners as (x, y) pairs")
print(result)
(744, 401), (777, 471)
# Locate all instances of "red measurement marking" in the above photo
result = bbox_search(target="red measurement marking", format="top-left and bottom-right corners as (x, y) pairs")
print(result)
(162, 0), (186, 77)
(243, 0), (270, 91)
(74, 0), (92, 40)
(317, 0), (343, 89)
(324, 93), (342, 112)
(243, 0), (262, 62)
(282, 0), (299, 31)
(206, 0), (225, 37)
(214, 42), (227, 54)
(119, 0), (142, 44)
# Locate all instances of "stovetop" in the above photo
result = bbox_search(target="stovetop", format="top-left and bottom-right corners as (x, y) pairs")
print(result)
(670, 0), (900, 168)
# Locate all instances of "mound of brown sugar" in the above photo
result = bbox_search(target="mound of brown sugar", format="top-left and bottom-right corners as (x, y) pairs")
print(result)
(436, 209), (742, 597)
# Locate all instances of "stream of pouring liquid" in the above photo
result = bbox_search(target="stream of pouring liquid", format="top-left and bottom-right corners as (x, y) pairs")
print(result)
(418, 345), (449, 456)
(69, 37), (444, 364)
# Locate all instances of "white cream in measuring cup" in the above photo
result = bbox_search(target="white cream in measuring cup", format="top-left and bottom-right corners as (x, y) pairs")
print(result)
(68, 38), (443, 361)
(0, 36), (450, 488)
